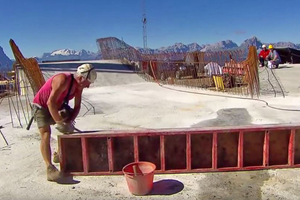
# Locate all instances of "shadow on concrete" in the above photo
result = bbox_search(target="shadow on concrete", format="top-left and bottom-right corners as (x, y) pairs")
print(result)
(192, 108), (252, 128)
(197, 171), (270, 199)
(276, 64), (293, 69)
(56, 175), (80, 185)
(275, 66), (293, 69)
(148, 179), (184, 195)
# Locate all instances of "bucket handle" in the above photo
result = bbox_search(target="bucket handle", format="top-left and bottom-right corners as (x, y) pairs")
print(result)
(133, 165), (143, 176)
(125, 172), (145, 178)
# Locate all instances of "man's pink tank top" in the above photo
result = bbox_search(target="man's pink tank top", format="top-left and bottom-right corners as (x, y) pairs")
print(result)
(33, 73), (75, 109)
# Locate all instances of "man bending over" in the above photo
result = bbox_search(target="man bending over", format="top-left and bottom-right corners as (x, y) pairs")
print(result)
(33, 64), (97, 181)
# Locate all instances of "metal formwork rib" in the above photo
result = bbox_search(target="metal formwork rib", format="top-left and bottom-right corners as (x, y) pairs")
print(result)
(58, 124), (300, 176)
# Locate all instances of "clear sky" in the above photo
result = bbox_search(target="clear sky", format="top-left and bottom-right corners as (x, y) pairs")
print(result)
(1, 0), (300, 59)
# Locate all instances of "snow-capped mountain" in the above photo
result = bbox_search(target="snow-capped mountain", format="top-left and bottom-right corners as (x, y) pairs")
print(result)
(136, 36), (300, 54)
(0, 46), (13, 69)
(187, 43), (203, 52)
(239, 36), (263, 50)
(38, 49), (101, 62)
(200, 40), (238, 52)
(136, 42), (203, 54)
(272, 42), (298, 49)
(158, 42), (190, 53)
(2, 36), (300, 66)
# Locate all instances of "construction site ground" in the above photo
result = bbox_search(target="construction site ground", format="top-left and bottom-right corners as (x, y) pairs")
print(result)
(1, 63), (300, 199)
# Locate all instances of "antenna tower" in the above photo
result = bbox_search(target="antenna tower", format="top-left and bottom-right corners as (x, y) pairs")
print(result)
(142, 0), (147, 49)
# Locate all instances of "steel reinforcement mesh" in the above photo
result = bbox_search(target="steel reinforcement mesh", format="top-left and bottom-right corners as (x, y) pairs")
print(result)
(97, 37), (260, 98)
(9, 39), (45, 95)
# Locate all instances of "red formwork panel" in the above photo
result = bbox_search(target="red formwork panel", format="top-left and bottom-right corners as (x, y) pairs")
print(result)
(58, 124), (300, 176)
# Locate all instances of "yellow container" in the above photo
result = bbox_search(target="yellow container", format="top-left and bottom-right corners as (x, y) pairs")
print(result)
(213, 76), (224, 90)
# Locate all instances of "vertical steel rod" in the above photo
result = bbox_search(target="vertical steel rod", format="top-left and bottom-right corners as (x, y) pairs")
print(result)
(107, 137), (114, 173)
(289, 129), (295, 166)
(81, 137), (89, 174)
(263, 131), (270, 166)
(238, 131), (244, 168)
(212, 132), (218, 169)
(186, 133), (191, 170)
(160, 135), (165, 171)
(134, 136), (139, 162)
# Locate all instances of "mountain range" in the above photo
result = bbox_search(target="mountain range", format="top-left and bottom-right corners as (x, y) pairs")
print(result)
(136, 37), (300, 54)
(39, 49), (101, 62)
(0, 46), (13, 70)
(1, 36), (300, 69)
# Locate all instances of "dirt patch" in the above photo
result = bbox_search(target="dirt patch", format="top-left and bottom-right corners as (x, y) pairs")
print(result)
(197, 171), (270, 199)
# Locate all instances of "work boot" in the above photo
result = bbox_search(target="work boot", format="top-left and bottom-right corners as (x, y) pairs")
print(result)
(53, 152), (59, 164)
(47, 164), (62, 182)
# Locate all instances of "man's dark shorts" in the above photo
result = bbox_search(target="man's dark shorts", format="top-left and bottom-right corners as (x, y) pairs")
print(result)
(34, 107), (55, 129)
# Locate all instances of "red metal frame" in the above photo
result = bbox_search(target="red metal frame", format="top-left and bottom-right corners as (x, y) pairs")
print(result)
(263, 131), (270, 166)
(58, 124), (300, 176)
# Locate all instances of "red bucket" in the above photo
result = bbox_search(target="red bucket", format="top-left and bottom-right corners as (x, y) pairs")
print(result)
(122, 162), (156, 195)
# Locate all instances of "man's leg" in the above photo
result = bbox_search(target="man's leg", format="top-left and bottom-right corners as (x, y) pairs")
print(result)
(39, 126), (62, 181)
(259, 57), (264, 67)
(264, 60), (268, 67)
(36, 108), (61, 181)
(39, 126), (52, 167)
(274, 60), (280, 68)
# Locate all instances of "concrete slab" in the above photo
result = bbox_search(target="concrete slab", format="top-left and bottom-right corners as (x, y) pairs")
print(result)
(1, 64), (300, 199)
(272, 64), (300, 95)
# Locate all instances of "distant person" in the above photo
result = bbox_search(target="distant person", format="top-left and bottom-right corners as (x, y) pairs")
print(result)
(32, 64), (97, 182)
(204, 62), (223, 76)
(258, 44), (270, 67)
(267, 45), (281, 68)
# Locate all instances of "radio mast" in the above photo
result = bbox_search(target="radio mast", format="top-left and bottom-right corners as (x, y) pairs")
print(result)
(142, 0), (147, 50)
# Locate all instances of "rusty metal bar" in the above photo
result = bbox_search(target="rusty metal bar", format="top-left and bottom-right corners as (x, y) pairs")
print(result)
(58, 124), (300, 139)
(81, 137), (89, 174)
(212, 132), (217, 169)
(58, 137), (66, 172)
(107, 137), (114, 172)
(160, 135), (165, 171)
(238, 131), (244, 168)
(134, 136), (139, 162)
(67, 164), (300, 176)
(289, 129), (295, 166)
(186, 133), (191, 170)
(263, 131), (270, 167)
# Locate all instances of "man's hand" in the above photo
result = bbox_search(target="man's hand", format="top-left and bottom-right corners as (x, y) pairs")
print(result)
(56, 122), (75, 134)
(58, 107), (74, 122)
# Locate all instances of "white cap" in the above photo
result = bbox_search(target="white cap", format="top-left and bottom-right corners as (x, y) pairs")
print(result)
(262, 44), (266, 48)
(77, 64), (97, 83)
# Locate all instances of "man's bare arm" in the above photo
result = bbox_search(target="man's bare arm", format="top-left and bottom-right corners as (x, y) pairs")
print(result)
(47, 74), (69, 124)
(69, 88), (83, 122)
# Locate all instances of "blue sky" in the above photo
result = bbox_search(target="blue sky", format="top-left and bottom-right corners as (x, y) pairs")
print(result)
(1, 0), (300, 59)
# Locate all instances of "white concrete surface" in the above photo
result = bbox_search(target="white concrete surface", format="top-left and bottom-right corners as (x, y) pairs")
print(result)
(1, 64), (300, 199)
